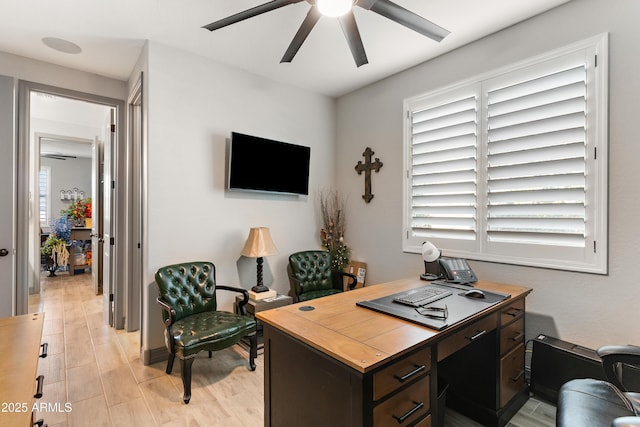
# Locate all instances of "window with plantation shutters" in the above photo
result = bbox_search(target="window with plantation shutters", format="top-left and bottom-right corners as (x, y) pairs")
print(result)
(409, 91), (479, 242)
(39, 166), (51, 227)
(403, 34), (608, 274)
(486, 65), (587, 247)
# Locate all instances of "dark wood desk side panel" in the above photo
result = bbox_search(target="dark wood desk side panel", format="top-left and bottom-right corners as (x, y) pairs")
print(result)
(264, 325), (364, 427)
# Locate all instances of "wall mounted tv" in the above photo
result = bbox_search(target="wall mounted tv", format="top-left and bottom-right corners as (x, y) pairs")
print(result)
(227, 132), (311, 196)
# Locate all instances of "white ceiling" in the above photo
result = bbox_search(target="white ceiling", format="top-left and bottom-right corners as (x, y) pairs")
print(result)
(1, 0), (572, 98)
(32, 92), (110, 159)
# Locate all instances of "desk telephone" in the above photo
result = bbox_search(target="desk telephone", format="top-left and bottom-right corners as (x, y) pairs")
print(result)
(422, 257), (478, 284)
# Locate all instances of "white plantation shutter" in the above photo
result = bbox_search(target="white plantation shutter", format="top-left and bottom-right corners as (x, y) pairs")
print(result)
(486, 65), (587, 247)
(404, 34), (608, 274)
(410, 93), (478, 241)
(39, 167), (51, 226)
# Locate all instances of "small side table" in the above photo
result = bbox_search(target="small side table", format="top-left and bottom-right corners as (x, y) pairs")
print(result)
(235, 294), (293, 351)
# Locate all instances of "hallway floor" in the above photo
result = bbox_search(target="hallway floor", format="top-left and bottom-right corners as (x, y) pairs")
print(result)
(28, 271), (555, 426)
(29, 272), (262, 427)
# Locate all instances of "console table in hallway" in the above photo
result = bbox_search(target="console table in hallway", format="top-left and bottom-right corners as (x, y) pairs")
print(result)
(69, 227), (91, 275)
(257, 277), (531, 427)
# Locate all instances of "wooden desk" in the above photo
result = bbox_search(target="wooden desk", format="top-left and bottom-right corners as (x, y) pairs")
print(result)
(0, 313), (45, 427)
(257, 278), (531, 427)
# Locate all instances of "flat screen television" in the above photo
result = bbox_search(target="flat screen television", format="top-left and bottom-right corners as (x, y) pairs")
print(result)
(227, 132), (311, 196)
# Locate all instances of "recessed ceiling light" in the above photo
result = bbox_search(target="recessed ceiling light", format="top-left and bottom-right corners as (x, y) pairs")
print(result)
(42, 37), (82, 54)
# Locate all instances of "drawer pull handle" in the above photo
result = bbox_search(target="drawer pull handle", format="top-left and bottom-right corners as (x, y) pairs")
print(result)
(40, 342), (48, 358)
(392, 400), (424, 424)
(512, 370), (525, 382)
(394, 364), (426, 383)
(466, 330), (487, 341)
(34, 374), (44, 399)
(511, 332), (524, 342)
(504, 308), (522, 317)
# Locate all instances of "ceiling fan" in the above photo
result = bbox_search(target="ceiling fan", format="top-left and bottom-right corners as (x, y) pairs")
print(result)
(202, 0), (450, 67)
(41, 152), (77, 161)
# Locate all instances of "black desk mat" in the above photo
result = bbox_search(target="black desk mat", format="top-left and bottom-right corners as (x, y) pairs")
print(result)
(356, 283), (510, 331)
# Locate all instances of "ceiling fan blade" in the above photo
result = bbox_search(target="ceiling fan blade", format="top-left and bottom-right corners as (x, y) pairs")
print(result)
(338, 11), (368, 67)
(357, 0), (450, 42)
(203, 0), (305, 31)
(42, 152), (76, 158)
(281, 7), (322, 63)
(42, 154), (74, 160)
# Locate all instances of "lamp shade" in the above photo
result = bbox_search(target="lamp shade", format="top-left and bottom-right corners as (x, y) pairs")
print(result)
(241, 227), (279, 258)
(422, 241), (441, 263)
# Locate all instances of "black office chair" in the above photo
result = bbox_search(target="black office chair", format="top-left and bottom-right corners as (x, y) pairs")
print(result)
(556, 345), (640, 426)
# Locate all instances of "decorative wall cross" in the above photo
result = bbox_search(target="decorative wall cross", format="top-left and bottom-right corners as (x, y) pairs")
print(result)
(355, 147), (383, 203)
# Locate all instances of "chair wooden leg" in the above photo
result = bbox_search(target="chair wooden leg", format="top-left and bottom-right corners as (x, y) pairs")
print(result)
(180, 357), (195, 404)
(248, 333), (257, 371)
(166, 353), (175, 374)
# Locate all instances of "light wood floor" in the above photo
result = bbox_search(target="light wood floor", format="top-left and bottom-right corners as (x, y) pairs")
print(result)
(29, 272), (556, 426)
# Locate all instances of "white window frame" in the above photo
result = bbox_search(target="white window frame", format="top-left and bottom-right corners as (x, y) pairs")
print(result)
(403, 34), (608, 274)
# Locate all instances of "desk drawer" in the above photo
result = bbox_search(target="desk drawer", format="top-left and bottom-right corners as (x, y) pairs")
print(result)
(501, 298), (525, 326)
(437, 313), (498, 361)
(500, 342), (526, 407)
(414, 414), (431, 427)
(373, 346), (431, 400)
(500, 317), (525, 355)
(373, 375), (430, 427)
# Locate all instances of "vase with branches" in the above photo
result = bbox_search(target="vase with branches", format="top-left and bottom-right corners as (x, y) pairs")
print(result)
(319, 190), (351, 271)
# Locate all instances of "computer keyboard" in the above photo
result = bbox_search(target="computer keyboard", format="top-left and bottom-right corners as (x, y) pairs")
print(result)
(393, 287), (452, 307)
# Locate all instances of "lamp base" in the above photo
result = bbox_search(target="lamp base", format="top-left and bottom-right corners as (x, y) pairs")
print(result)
(249, 289), (277, 301)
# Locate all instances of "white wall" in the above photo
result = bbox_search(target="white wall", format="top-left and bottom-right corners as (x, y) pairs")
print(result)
(0, 51), (126, 100)
(335, 0), (640, 349)
(142, 42), (336, 355)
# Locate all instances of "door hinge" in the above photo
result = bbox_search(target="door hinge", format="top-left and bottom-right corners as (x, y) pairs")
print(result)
(594, 54), (598, 67)
(110, 123), (116, 132)
(109, 293), (114, 302)
(110, 237), (115, 245)
(111, 180), (115, 189)
(593, 241), (597, 253)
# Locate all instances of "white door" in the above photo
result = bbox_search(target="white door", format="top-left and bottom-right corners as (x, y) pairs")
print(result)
(0, 75), (15, 317)
(91, 137), (102, 295)
(103, 109), (115, 325)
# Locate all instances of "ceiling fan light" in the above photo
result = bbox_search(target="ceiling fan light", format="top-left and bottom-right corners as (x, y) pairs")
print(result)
(317, 0), (353, 17)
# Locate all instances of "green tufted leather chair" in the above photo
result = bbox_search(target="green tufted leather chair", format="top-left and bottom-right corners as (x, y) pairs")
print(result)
(287, 250), (357, 303)
(155, 261), (257, 404)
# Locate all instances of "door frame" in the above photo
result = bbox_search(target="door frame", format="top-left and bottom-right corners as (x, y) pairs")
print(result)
(16, 81), (127, 321)
(126, 73), (143, 332)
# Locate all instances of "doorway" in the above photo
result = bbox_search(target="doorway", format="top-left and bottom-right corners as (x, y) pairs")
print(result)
(16, 81), (132, 330)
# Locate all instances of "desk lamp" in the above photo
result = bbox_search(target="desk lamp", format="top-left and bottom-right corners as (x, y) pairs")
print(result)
(420, 241), (441, 281)
(241, 227), (279, 297)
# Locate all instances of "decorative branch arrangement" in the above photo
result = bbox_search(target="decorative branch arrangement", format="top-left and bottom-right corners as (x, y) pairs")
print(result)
(319, 190), (351, 271)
